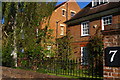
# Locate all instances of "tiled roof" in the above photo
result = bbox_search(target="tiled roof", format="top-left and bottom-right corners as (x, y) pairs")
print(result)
(65, 2), (120, 23)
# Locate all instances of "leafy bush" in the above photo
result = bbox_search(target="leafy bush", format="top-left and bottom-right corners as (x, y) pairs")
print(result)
(87, 36), (103, 76)
(2, 41), (15, 67)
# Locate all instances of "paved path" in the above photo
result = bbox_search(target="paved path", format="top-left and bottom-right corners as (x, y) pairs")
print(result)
(1, 66), (80, 80)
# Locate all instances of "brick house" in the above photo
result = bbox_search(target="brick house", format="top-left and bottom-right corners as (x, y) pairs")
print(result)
(48, 0), (80, 39)
(41, 0), (80, 39)
(40, 0), (80, 57)
(65, 0), (120, 74)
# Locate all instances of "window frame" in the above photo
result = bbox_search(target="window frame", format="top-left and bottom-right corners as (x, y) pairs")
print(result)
(70, 10), (76, 17)
(71, 12), (75, 17)
(62, 9), (66, 16)
(81, 47), (89, 65)
(102, 15), (112, 30)
(81, 21), (90, 36)
(92, 0), (109, 7)
(60, 26), (64, 36)
(36, 28), (39, 37)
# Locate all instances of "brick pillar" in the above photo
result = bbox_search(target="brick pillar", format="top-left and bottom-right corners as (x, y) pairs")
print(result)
(103, 33), (120, 80)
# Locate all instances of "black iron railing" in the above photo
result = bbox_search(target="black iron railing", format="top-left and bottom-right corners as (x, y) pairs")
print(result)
(38, 57), (103, 79)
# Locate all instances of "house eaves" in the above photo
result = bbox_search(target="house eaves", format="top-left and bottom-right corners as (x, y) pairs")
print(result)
(64, 2), (120, 26)
(65, 7), (120, 26)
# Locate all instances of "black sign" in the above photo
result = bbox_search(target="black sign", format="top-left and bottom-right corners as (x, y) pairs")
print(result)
(105, 47), (120, 67)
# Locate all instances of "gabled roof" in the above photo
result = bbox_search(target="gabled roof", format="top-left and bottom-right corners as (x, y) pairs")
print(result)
(55, 2), (66, 9)
(55, 0), (77, 9)
(65, 2), (120, 24)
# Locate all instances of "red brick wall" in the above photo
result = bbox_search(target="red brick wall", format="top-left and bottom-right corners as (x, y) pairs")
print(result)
(102, 13), (120, 80)
(67, 14), (120, 60)
(103, 34), (120, 80)
(67, 18), (102, 59)
(48, 1), (80, 39)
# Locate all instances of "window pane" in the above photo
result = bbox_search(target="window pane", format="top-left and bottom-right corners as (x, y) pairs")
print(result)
(60, 27), (64, 35)
(103, 16), (112, 25)
(71, 12), (75, 17)
(81, 47), (89, 65)
(82, 22), (89, 36)
(62, 10), (65, 15)
(100, 0), (104, 4)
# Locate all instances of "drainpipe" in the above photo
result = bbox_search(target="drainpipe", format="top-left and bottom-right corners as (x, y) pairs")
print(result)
(56, 20), (61, 57)
(56, 20), (61, 38)
(66, 0), (69, 21)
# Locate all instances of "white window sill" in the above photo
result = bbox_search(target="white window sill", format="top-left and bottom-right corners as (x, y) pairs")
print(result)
(60, 34), (64, 36)
(104, 23), (112, 26)
(62, 15), (65, 17)
(81, 34), (90, 37)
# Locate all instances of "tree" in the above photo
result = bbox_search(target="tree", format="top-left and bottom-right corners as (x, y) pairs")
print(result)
(2, 2), (56, 69)
(56, 34), (73, 60)
(2, 2), (18, 67)
(87, 27), (103, 76)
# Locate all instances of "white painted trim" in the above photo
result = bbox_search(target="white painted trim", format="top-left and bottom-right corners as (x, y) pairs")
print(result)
(62, 4), (65, 6)
(81, 47), (89, 65)
(62, 9), (66, 16)
(70, 10), (76, 17)
(70, 10), (76, 13)
(60, 24), (65, 26)
(81, 34), (89, 37)
(36, 28), (39, 37)
(92, 0), (94, 7)
(60, 26), (64, 36)
(60, 24), (65, 35)
(81, 21), (89, 36)
(101, 17), (104, 30)
(81, 47), (83, 64)
(62, 9), (66, 11)
(101, 15), (112, 30)
(81, 23), (83, 36)
(99, 0), (101, 4)
(92, 0), (109, 7)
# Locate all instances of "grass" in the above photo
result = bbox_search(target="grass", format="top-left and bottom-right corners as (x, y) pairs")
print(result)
(47, 73), (103, 80)
(36, 68), (103, 79)
(13, 67), (103, 79)
(48, 73), (80, 78)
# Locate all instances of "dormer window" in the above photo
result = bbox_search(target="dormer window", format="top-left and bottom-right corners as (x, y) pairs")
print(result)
(92, 0), (109, 7)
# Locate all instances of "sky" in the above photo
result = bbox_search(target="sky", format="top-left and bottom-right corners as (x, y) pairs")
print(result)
(56, 0), (90, 9)
(77, 2), (90, 8)
(1, 1), (90, 24)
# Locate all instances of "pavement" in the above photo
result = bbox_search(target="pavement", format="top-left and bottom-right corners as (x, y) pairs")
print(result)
(1, 66), (80, 80)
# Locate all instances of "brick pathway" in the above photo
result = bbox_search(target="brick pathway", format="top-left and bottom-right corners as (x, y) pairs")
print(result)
(1, 66), (80, 80)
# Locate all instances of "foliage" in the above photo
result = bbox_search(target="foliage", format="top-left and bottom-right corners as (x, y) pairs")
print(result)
(87, 36), (103, 57)
(86, 27), (103, 76)
(2, 2), (56, 69)
(56, 34), (73, 60)
(2, 2), (16, 67)
(2, 32), (15, 67)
